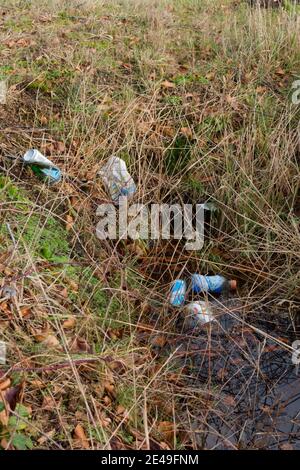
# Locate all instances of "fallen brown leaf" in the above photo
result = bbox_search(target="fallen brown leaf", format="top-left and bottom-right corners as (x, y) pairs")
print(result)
(66, 214), (74, 232)
(115, 405), (126, 416)
(223, 394), (236, 407)
(159, 125), (176, 138)
(37, 429), (56, 445)
(55, 141), (66, 153)
(42, 395), (57, 411)
(60, 287), (68, 298)
(180, 126), (193, 139)
(0, 378), (11, 391)
(62, 316), (76, 330)
(0, 408), (8, 426)
(98, 412), (111, 428)
(40, 115), (48, 125)
(104, 381), (116, 398)
(74, 424), (90, 449)
(68, 280), (79, 293)
(41, 335), (60, 348)
(74, 337), (92, 353)
(20, 306), (32, 318)
(161, 80), (176, 89)
(225, 94), (239, 110)
(40, 142), (55, 156)
(157, 421), (176, 445)
(280, 442), (294, 450)
(103, 395), (112, 406)
(275, 67), (285, 76)
(0, 438), (10, 449)
(151, 335), (166, 349)
(256, 86), (267, 94)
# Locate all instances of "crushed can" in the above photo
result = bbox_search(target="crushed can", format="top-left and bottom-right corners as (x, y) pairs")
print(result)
(23, 149), (61, 184)
(185, 301), (215, 325)
(169, 279), (186, 307)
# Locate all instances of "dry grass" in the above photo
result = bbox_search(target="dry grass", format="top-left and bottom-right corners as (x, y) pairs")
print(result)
(0, 0), (300, 450)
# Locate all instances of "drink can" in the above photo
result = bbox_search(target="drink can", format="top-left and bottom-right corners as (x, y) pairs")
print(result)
(169, 279), (186, 307)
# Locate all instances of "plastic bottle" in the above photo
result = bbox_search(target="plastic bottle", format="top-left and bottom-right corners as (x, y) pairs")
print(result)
(98, 156), (136, 202)
(185, 301), (215, 325)
(169, 279), (186, 307)
(191, 274), (236, 295)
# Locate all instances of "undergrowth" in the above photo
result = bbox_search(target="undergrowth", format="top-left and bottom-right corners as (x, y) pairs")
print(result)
(0, 0), (299, 450)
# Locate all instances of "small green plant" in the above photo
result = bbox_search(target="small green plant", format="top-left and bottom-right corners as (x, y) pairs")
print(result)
(164, 95), (182, 106)
(173, 73), (210, 86)
(0, 403), (33, 450)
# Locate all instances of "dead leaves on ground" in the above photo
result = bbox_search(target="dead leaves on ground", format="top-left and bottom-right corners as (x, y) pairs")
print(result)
(161, 80), (176, 89)
(4, 37), (36, 48)
(65, 214), (74, 232)
(62, 316), (76, 330)
(40, 140), (66, 156)
(180, 126), (193, 139)
(33, 329), (60, 349)
(73, 423), (90, 449)
(0, 383), (23, 427)
(157, 421), (176, 446)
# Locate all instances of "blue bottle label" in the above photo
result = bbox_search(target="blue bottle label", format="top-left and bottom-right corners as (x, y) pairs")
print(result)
(192, 274), (225, 294)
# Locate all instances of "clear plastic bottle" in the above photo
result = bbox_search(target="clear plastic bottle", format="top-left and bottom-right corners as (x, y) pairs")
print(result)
(191, 274), (236, 295)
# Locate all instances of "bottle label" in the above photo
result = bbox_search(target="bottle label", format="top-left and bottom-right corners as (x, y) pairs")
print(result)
(192, 275), (224, 294)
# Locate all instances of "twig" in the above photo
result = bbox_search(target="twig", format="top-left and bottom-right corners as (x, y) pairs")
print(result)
(6, 222), (16, 248)
(5, 357), (106, 373)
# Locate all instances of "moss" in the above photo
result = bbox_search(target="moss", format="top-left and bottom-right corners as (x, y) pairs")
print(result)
(0, 177), (72, 265)
(27, 80), (51, 94)
(0, 65), (14, 80)
(164, 95), (182, 106)
(173, 73), (210, 86)
(117, 384), (136, 410)
(20, 214), (70, 261)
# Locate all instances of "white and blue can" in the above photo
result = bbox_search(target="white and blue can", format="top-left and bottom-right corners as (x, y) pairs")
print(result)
(169, 279), (186, 307)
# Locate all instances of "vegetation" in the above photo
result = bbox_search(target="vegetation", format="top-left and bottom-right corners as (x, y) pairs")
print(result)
(0, 0), (299, 450)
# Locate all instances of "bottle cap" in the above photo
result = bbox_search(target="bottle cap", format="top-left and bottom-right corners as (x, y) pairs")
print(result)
(230, 280), (237, 290)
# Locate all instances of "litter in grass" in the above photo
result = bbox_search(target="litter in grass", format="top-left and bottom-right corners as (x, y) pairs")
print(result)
(98, 156), (136, 203)
(23, 149), (61, 184)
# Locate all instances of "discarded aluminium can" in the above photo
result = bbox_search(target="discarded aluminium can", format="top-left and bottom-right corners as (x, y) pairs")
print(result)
(185, 301), (215, 325)
(30, 165), (61, 184)
(23, 149), (61, 184)
(169, 279), (186, 307)
(191, 274), (237, 295)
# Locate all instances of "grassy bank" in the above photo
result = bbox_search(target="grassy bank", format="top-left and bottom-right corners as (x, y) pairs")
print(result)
(0, 0), (299, 449)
